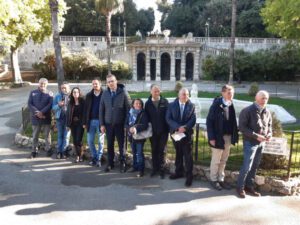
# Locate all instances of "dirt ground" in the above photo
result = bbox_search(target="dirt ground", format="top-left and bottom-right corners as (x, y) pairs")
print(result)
(0, 71), (40, 83)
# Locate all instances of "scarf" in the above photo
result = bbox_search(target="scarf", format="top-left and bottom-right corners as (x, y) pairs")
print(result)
(129, 108), (141, 126)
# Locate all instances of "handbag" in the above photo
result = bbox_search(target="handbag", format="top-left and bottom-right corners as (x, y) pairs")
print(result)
(132, 122), (153, 140)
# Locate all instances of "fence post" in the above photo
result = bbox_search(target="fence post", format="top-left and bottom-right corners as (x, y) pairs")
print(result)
(195, 123), (200, 161)
(287, 131), (295, 179)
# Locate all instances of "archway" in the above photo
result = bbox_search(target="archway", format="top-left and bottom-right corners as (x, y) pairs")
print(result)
(137, 52), (146, 80)
(150, 59), (156, 80)
(175, 59), (181, 81)
(185, 52), (194, 81)
(160, 52), (170, 80)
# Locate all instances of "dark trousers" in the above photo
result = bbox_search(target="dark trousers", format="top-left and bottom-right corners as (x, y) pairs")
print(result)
(172, 135), (193, 179)
(71, 124), (84, 156)
(106, 124), (125, 166)
(150, 132), (168, 172)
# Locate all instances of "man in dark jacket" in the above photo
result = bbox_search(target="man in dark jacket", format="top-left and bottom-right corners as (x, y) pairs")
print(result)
(83, 78), (103, 167)
(100, 74), (130, 173)
(237, 90), (272, 198)
(206, 85), (238, 191)
(28, 78), (53, 158)
(166, 88), (196, 187)
(145, 84), (169, 179)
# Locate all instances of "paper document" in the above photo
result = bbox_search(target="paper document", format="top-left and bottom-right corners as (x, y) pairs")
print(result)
(171, 132), (186, 142)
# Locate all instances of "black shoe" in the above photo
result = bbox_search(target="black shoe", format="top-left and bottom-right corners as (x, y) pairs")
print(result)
(219, 181), (231, 190)
(128, 167), (137, 173)
(150, 171), (157, 177)
(236, 188), (246, 198)
(119, 162), (126, 173)
(160, 171), (165, 179)
(105, 165), (114, 172)
(210, 181), (222, 191)
(47, 148), (53, 157)
(56, 153), (62, 159)
(30, 152), (38, 159)
(137, 171), (144, 178)
(185, 178), (193, 187)
(169, 173), (184, 180)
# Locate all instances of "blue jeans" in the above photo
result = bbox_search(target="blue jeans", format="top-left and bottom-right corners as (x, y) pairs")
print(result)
(131, 142), (145, 172)
(237, 140), (263, 190)
(87, 119), (103, 161)
(56, 119), (70, 153)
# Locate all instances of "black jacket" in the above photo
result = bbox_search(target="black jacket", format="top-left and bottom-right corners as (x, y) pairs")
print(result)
(166, 98), (196, 137)
(145, 96), (169, 135)
(206, 97), (239, 149)
(66, 98), (85, 127)
(83, 89), (102, 131)
(99, 84), (130, 127)
(126, 109), (149, 143)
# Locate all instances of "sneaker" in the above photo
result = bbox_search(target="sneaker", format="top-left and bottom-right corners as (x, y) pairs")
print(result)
(219, 181), (231, 190)
(56, 153), (62, 159)
(137, 171), (144, 178)
(96, 161), (101, 167)
(210, 181), (222, 191)
(244, 187), (261, 197)
(236, 188), (246, 198)
(74, 156), (79, 163)
(89, 160), (96, 166)
(105, 165), (113, 172)
(119, 162), (126, 173)
(79, 157), (83, 162)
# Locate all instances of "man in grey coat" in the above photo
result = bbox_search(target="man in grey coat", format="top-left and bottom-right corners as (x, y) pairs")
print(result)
(236, 90), (272, 198)
(100, 74), (130, 173)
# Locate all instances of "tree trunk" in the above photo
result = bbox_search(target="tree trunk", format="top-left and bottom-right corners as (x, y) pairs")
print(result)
(49, 0), (65, 90)
(106, 12), (112, 75)
(229, 0), (237, 84)
(10, 47), (23, 84)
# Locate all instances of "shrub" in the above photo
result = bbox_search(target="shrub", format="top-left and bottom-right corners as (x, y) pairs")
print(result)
(174, 81), (183, 93)
(248, 82), (259, 96)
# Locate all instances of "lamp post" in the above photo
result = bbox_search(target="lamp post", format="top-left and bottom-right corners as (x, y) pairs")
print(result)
(205, 19), (210, 44)
(118, 16), (120, 44)
(123, 21), (126, 51)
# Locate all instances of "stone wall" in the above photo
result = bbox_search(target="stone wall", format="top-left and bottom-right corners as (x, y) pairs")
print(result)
(15, 127), (300, 196)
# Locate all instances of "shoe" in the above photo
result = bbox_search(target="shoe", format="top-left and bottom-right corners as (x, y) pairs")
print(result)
(96, 161), (101, 167)
(79, 157), (83, 162)
(89, 160), (96, 166)
(219, 181), (231, 190)
(169, 173), (184, 180)
(244, 187), (261, 197)
(74, 156), (79, 163)
(137, 171), (144, 178)
(30, 152), (37, 159)
(62, 153), (67, 159)
(236, 188), (246, 198)
(119, 162), (126, 173)
(160, 171), (165, 179)
(56, 153), (62, 159)
(47, 148), (53, 157)
(105, 165), (114, 172)
(210, 181), (222, 191)
(150, 171), (157, 177)
(185, 178), (193, 187)
(128, 167), (137, 173)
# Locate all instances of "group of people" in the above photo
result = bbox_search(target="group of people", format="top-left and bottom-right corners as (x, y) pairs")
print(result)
(28, 77), (272, 198)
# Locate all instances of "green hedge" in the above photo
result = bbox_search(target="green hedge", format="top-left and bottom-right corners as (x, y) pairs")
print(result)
(202, 43), (300, 81)
(33, 49), (132, 81)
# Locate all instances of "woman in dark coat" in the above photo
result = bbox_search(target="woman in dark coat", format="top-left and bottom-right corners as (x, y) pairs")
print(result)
(126, 98), (149, 177)
(66, 87), (85, 163)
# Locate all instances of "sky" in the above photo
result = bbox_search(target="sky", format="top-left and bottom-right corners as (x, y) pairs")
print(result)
(133, 0), (173, 32)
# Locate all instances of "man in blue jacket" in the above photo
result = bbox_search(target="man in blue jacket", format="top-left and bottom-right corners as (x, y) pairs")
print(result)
(52, 82), (71, 159)
(166, 88), (196, 187)
(28, 78), (53, 158)
(206, 85), (238, 191)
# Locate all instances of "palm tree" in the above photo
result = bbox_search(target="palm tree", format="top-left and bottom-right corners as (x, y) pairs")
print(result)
(95, 0), (124, 74)
(49, 0), (65, 89)
(228, 0), (236, 84)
